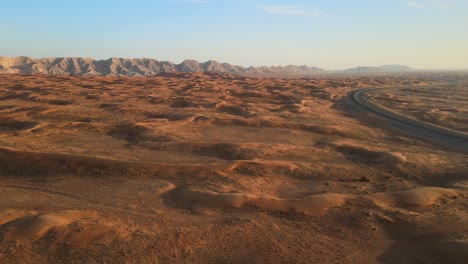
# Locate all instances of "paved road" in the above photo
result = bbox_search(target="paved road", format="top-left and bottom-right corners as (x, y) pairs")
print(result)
(350, 87), (468, 154)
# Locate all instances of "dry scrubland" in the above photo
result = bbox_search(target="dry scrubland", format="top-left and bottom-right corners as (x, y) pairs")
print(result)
(0, 72), (467, 263)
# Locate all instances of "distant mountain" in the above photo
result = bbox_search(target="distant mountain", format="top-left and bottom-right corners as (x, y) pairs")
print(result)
(342, 65), (414, 73)
(0, 56), (325, 77)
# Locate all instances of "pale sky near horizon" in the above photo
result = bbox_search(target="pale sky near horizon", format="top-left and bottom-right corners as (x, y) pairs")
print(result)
(1, 0), (467, 69)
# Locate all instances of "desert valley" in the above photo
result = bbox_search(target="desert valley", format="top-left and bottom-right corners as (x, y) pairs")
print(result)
(2, 0), (468, 262)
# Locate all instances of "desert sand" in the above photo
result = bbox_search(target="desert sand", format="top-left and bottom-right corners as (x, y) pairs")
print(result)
(368, 84), (468, 133)
(0, 72), (466, 263)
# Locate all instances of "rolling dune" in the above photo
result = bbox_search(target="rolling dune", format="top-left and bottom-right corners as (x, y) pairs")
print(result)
(0, 73), (466, 263)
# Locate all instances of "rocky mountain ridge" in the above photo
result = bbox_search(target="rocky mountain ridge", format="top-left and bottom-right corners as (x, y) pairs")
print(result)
(0, 57), (415, 77)
(0, 56), (326, 77)
(342, 64), (414, 74)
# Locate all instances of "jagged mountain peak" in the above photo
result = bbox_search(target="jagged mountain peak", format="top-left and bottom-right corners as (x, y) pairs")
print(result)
(0, 56), (327, 77)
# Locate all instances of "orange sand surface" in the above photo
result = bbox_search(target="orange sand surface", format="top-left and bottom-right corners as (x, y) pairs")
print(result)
(0, 73), (466, 263)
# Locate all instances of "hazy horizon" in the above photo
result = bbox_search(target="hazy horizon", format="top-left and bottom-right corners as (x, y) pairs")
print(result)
(5, 55), (468, 72)
(2, 0), (467, 70)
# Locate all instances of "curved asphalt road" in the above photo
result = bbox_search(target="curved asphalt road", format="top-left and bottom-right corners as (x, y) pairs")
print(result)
(350, 87), (468, 154)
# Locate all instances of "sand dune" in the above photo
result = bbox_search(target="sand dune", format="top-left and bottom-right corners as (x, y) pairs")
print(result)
(0, 73), (466, 263)
(170, 186), (465, 214)
(2, 211), (87, 241)
(170, 188), (348, 215)
(369, 187), (463, 208)
(0, 210), (128, 249)
(319, 140), (408, 165)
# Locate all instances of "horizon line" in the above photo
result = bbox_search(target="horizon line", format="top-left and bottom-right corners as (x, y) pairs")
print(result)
(2, 55), (468, 72)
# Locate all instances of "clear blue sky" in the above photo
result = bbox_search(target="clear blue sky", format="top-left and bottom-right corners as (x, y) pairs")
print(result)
(1, 0), (467, 69)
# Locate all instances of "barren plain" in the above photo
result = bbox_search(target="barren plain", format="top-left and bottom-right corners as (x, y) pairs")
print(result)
(368, 83), (468, 133)
(0, 73), (466, 263)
